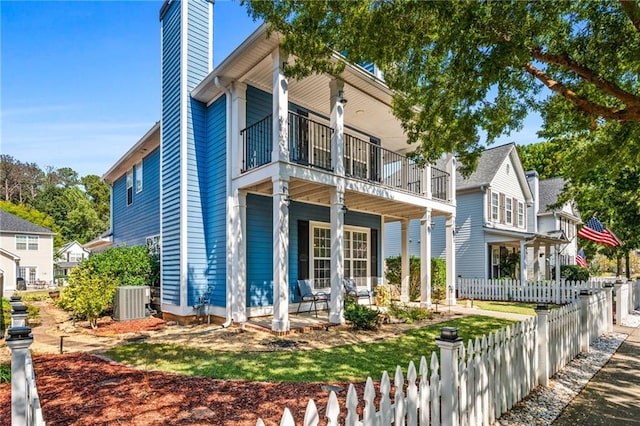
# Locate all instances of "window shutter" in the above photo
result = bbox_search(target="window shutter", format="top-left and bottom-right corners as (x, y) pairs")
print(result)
(298, 221), (309, 280)
(499, 193), (505, 224)
(370, 229), (378, 280)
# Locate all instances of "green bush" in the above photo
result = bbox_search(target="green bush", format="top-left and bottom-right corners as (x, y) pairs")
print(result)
(0, 364), (10, 383)
(554, 264), (590, 281)
(387, 301), (433, 323)
(374, 283), (393, 306)
(57, 245), (158, 327)
(1, 298), (9, 330)
(385, 256), (447, 302)
(344, 297), (380, 330)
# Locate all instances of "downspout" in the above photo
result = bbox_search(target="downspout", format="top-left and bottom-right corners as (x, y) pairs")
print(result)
(215, 76), (234, 328)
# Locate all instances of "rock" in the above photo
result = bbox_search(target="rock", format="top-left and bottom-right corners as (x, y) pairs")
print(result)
(191, 406), (216, 420)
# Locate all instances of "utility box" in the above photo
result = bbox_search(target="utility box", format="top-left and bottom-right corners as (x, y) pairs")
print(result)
(113, 286), (150, 321)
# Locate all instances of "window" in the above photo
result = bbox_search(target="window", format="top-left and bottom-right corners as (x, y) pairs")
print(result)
(491, 192), (499, 221)
(518, 201), (525, 228)
(18, 267), (37, 284)
(126, 169), (133, 205)
(505, 198), (513, 224)
(16, 235), (38, 251)
(135, 161), (143, 193)
(311, 224), (370, 289)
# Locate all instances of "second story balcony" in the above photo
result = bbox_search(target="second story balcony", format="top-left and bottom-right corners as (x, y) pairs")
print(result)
(240, 111), (451, 203)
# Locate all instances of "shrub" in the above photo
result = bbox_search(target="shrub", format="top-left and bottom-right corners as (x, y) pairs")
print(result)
(57, 245), (158, 327)
(344, 297), (380, 330)
(555, 264), (590, 281)
(1, 298), (9, 330)
(387, 301), (433, 324)
(0, 364), (10, 384)
(385, 256), (447, 302)
(374, 283), (393, 306)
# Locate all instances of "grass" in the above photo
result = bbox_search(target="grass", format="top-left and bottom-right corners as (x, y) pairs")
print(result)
(467, 300), (539, 316)
(13, 290), (52, 302)
(105, 315), (514, 383)
(0, 363), (10, 383)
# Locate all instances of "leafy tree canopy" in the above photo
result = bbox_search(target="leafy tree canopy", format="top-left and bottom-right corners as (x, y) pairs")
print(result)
(243, 0), (640, 175)
(0, 200), (63, 248)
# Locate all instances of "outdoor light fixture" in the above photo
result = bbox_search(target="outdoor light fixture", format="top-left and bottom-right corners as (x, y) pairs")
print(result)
(337, 90), (347, 104)
(438, 327), (462, 342)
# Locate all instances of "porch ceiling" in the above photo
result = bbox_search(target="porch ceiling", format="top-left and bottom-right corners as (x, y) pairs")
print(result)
(242, 177), (429, 221)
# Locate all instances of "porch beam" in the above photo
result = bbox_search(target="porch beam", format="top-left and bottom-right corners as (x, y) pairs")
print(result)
(272, 48), (289, 163)
(330, 188), (345, 324)
(446, 214), (457, 305)
(420, 209), (432, 307)
(272, 177), (290, 332)
(400, 220), (410, 303)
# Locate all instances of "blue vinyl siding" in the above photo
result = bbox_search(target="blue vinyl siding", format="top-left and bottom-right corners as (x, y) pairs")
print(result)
(246, 85), (272, 126)
(112, 148), (160, 246)
(454, 193), (488, 278)
(246, 194), (382, 307)
(160, 0), (182, 305)
(202, 96), (227, 307)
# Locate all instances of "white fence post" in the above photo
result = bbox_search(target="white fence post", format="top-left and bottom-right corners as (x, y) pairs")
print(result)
(535, 304), (550, 387)
(603, 284), (614, 332)
(628, 279), (634, 314)
(436, 327), (463, 426)
(6, 325), (34, 426)
(614, 279), (629, 325)
(579, 290), (591, 352)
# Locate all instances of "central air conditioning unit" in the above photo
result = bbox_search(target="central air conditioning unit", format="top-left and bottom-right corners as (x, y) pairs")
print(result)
(113, 286), (150, 321)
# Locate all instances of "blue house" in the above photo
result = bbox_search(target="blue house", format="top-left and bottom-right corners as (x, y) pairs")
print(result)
(386, 143), (574, 283)
(104, 0), (457, 331)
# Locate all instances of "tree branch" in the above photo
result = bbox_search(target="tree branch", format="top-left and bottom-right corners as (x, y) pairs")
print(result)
(620, 0), (640, 33)
(530, 47), (640, 107)
(524, 63), (640, 122)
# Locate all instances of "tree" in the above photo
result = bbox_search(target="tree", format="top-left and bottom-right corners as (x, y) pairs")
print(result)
(243, 0), (640, 174)
(0, 155), (43, 205)
(81, 174), (110, 225)
(0, 200), (63, 248)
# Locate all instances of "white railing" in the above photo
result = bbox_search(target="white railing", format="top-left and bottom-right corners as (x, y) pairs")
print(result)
(457, 278), (612, 304)
(258, 287), (613, 425)
(7, 297), (46, 426)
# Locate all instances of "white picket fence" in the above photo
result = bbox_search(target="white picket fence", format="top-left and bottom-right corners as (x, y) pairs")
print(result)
(258, 289), (612, 425)
(457, 278), (613, 304)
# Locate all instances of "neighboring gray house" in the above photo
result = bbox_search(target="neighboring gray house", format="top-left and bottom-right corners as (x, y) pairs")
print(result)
(386, 143), (572, 281)
(0, 209), (56, 295)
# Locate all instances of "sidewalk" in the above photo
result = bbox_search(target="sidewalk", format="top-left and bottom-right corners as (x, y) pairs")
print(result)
(553, 322), (640, 425)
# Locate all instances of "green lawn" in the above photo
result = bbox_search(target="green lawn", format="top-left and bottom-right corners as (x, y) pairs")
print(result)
(467, 300), (539, 316)
(105, 315), (514, 382)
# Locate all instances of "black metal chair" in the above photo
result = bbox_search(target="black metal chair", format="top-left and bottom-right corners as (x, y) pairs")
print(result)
(343, 278), (374, 305)
(296, 279), (329, 317)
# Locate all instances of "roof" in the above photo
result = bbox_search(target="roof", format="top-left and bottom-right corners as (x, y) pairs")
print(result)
(56, 240), (90, 256)
(102, 122), (160, 184)
(538, 177), (565, 214)
(0, 210), (55, 235)
(457, 143), (516, 190)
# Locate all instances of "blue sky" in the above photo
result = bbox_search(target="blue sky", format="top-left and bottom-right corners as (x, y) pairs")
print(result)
(1, 1), (541, 178)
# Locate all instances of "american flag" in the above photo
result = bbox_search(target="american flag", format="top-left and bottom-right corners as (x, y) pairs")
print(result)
(576, 248), (587, 268)
(577, 216), (622, 247)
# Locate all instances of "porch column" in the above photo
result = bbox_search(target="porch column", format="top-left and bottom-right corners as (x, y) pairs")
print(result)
(555, 245), (561, 286)
(231, 82), (247, 179)
(533, 243), (540, 281)
(422, 164), (432, 199)
(520, 241), (527, 283)
(446, 153), (457, 204)
(330, 78), (345, 175)
(544, 243), (551, 280)
(232, 190), (247, 323)
(330, 188), (345, 324)
(400, 219), (410, 303)
(445, 214), (457, 305)
(420, 209), (432, 307)
(272, 178), (290, 332)
(272, 48), (289, 163)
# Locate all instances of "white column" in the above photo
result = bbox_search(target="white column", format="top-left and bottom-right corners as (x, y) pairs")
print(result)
(544, 243), (551, 280)
(446, 214), (457, 305)
(330, 78), (345, 176)
(555, 245), (561, 286)
(520, 241), (527, 283)
(272, 178), (290, 332)
(330, 188), (345, 324)
(401, 219), (410, 303)
(231, 82), (246, 178)
(423, 164), (432, 199)
(232, 190), (247, 323)
(535, 306), (550, 386)
(420, 209), (432, 307)
(436, 328), (463, 426)
(446, 153), (456, 205)
(272, 48), (289, 163)
(533, 243), (540, 281)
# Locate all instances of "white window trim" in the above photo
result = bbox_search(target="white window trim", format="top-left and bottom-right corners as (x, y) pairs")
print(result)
(505, 198), (513, 225)
(16, 235), (38, 251)
(135, 160), (143, 193)
(309, 221), (370, 290)
(126, 169), (134, 206)
(491, 191), (499, 221)
(517, 201), (524, 228)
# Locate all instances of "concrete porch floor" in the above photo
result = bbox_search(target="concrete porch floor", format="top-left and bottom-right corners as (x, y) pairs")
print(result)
(246, 308), (337, 335)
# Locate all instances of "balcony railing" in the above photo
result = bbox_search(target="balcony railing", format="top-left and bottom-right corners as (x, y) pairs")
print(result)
(240, 113), (450, 201)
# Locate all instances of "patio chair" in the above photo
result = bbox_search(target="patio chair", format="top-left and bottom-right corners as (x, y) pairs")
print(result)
(343, 278), (374, 305)
(296, 279), (329, 317)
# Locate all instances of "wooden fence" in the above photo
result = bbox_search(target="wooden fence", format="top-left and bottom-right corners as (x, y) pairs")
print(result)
(258, 288), (612, 425)
(456, 278), (613, 304)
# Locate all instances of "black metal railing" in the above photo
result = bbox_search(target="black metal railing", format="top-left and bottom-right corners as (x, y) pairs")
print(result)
(241, 115), (272, 173)
(288, 111), (333, 171)
(431, 166), (450, 201)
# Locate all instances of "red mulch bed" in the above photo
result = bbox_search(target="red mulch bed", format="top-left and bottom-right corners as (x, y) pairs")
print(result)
(90, 317), (167, 336)
(0, 353), (368, 425)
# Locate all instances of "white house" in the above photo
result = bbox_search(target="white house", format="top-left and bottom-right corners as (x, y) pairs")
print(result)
(54, 241), (91, 280)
